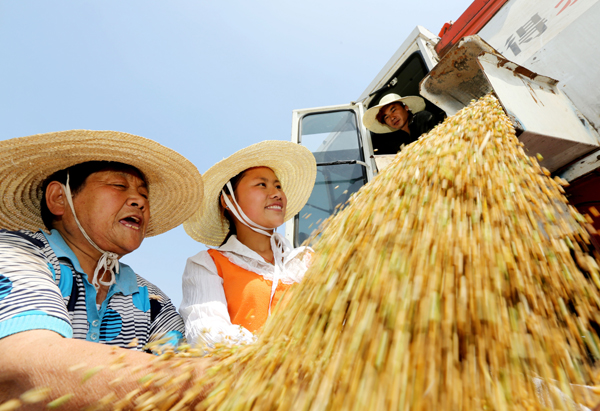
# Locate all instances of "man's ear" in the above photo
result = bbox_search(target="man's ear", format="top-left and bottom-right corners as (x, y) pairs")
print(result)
(45, 181), (67, 217)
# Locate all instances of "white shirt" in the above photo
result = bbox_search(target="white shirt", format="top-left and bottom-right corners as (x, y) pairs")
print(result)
(179, 235), (311, 348)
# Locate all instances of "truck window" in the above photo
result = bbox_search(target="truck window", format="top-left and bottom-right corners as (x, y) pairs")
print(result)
(369, 52), (430, 105)
(295, 110), (367, 246)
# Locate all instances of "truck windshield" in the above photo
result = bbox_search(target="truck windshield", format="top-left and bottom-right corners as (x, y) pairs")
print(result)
(295, 110), (367, 246)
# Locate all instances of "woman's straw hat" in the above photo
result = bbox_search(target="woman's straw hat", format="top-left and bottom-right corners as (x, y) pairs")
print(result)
(0, 129), (204, 237)
(362, 93), (426, 134)
(184, 140), (316, 246)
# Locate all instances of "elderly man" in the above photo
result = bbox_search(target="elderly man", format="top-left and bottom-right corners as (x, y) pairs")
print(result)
(362, 93), (439, 154)
(0, 130), (208, 408)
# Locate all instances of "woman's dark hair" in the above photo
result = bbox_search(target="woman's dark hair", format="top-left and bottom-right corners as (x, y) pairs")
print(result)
(375, 101), (414, 126)
(220, 169), (250, 246)
(40, 161), (146, 231)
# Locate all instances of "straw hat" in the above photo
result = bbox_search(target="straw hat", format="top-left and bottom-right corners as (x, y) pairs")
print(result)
(184, 140), (316, 246)
(0, 130), (204, 237)
(362, 93), (426, 134)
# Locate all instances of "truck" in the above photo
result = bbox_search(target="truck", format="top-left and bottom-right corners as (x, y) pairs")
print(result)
(285, 0), (600, 249)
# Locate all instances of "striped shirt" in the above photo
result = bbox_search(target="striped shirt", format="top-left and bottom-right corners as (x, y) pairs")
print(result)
(0, 229), (184, 351)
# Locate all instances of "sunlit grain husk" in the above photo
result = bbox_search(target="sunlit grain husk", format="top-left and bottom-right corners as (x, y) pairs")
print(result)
(192, 94), (600, 410)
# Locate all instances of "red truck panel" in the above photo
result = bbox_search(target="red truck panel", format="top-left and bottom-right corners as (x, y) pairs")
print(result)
(435, 0), (509, 58)
(565, 173), (600, 251)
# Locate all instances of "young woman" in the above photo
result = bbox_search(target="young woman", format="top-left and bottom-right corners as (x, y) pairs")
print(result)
(180, 140), (316, 347)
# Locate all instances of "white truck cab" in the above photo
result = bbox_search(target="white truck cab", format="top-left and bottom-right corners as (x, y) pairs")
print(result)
(286, 0), (600, 248)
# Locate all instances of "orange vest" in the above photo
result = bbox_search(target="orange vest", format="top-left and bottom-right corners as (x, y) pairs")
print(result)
(208, 249), (293, 333)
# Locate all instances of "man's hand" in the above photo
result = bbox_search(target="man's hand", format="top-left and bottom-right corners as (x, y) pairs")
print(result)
(0, 330), (212, 410)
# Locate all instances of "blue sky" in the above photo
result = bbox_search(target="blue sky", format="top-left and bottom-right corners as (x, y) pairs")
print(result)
(0, 0), (473, 307)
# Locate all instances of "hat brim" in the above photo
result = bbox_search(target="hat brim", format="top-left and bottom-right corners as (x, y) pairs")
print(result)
(0, 130), (204, 237)
(184, 140), (316, 246)
(363, 95), (426, 134)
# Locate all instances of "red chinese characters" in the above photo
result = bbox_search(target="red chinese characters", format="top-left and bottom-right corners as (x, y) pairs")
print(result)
(555, 0), (579, 15)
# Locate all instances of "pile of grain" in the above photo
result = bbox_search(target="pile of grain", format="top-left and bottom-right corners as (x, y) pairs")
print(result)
(193, 94), (600, 411)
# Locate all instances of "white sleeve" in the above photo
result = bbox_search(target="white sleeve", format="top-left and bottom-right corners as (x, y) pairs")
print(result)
(179, 251), (255, 348)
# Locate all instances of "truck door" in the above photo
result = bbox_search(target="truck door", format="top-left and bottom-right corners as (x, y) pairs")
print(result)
(285, 104), (375, 247)
(284, 28), (442, 247)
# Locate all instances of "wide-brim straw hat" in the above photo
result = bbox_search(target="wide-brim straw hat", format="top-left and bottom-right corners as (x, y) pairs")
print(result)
(363, 93), (426, 134)
(0, 129), (204, 237)
(184, 140), (316, 246)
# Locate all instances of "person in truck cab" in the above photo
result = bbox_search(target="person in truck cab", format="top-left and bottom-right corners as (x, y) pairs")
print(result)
(363, 93), (439, 154)
(0, 129), (213, 408)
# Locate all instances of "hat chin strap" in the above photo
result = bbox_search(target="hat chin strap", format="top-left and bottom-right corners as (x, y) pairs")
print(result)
(62, 173), (120, 292)
(222, 181), (292, 315)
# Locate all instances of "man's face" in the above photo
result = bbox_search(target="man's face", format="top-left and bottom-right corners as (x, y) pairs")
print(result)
(70, 169), (150, 256)
(380, 102), (409, 130)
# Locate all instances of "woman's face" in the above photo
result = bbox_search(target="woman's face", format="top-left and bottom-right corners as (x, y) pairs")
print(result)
(230, 167), (287, 230)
